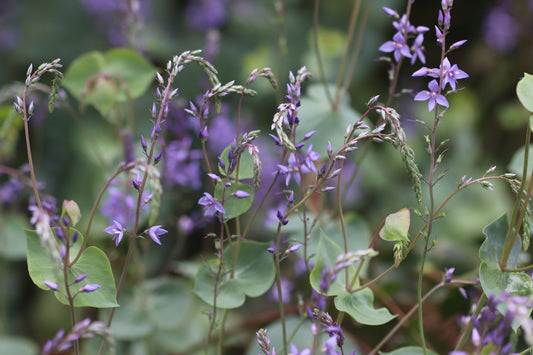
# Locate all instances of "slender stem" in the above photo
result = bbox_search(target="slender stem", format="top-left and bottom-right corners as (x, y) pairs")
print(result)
(334, 0), (361, 98)
(501, 124), (532, 266)
(454, 293), (487, 351)
(274, 222), (288, 355)
(371, 280), (475, 354)
(312, 0), (334, 107)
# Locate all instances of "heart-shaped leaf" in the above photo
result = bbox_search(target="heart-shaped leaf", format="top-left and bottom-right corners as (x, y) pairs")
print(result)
(25, 229), (118, 308)
(63, 48), (157, 117)
(334, 288), (396, 326)
(193, 240), (275, 309)
(517, 73), (533, 113)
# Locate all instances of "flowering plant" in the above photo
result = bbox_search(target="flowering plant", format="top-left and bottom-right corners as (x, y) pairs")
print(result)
(2, 1), (533, 355)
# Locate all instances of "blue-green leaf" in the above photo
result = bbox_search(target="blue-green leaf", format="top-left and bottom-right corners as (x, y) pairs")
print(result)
(517, 73), (533, 113)
(25, 229), (118, 308)
(335, 288), (396, 326)
(214, 182), (254, 221)
(193, 240), (275, 309)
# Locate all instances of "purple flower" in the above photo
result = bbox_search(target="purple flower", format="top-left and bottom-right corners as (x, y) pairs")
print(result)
(290, 344), (311, 355)
(410, 34), (426, 65)
(104, 220), (125, 246)
(414, 79), (449, 112)
(198, 192), (225, 217)
(379, 32), (412, 63)
(440, 57), (468, 91)
(147, 225), (167, 245)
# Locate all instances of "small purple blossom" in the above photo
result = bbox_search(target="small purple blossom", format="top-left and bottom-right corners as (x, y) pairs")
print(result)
(74, 274), (88, 283)
(147, 225), (167, 245)
(440, 57), (469, 91)
(104, 220), (125, 246)
(414, 79), (449, 112)
(379, 32), (412, 63)
(198, 192), (225, 217)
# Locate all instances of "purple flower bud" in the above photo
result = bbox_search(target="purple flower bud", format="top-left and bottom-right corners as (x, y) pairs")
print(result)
(225, 181), (232, 187)
(450, 40), (467, 51)
(286, 243), (302, 253)
(28, 101), (34, 115)
(169, 88), (179, 99)
(303, 130), (316, 140)
(55, 227), (64, 239)
(154, 151), (163, 164)
(62, 215), (70, 227)
(81, 284), (101, 293)
(156, 72), (164, 85)
(217, 156), (225, 169)
(163, 104), (169, 117)
(140, 135), (147, 152)
(74, 274), (88, 283)
(288, 190), (294, 204)
(367, 95), (379, 106)
(72, 231), (79, 243)
(152, 103), (157, 118)
(382, 6), (399, 18)
(327, 141), (332, 156)
(132, 179), (140, 190)
(233, 190), (251, 199)
(207, 173), (221, 182)
(269, 134), (281, 146)
(198, 126), (208, 140)
(294, 143), (305, 150)
(44, 281), (59, 291)
(61, 245), (66, 260)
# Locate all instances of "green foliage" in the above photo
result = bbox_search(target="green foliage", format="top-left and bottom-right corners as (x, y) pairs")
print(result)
(193, 240), (275, 309)
(310, 233), (357, 295)
(25, 229), (118, 308)
(214, 182), (254, 220)
(335, 288), (396, 325)
(298, 84), (362, 155)
(517, 73), (533, 113)
(218, 144), (255, 180)
(479, 215), (533, 298)
(63, 48), (156, 117)
(0, 104), (22, 160)
(379, 208), (410, 243)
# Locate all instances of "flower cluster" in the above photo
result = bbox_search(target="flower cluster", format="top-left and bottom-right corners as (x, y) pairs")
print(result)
(42, 318), (113, 355)
(379, 6), (429, 65)
(411, 1), (468, 112)
(455, 293), (533, 355)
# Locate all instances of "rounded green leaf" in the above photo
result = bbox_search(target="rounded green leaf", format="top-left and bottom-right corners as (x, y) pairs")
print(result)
(218, 144), (255, 180)
(193, 261), (246, 309)
(334, 288), (396, 326)
(215, 182), (254, 220)
(25, 229), (118, 308)
(379, 208), (410, 243)
(310, 233), (355, 296)
(517, 73), (533, 113)
(193, 241), (275, 309)
(298, 84), (362, 156)
(63, 48), (157, 116)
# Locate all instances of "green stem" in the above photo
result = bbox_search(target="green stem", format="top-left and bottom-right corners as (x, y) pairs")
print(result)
(501, 123), (531, 267)
(312, 0), (334, 107)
